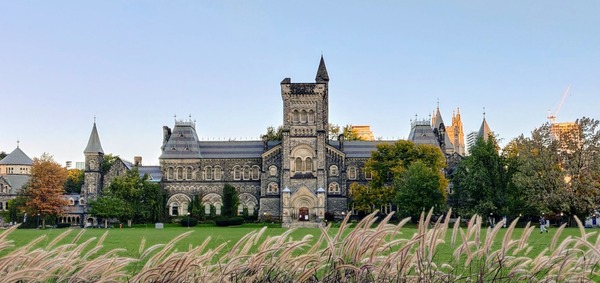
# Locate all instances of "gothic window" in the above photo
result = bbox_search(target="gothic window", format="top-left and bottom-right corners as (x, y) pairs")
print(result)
(243, 166), (250, 180)
(269, 165), (278, 176)
(186, 167), (193, 180)
(0, 202), (3, 210)
(171, 204), (179, 216)
(308, 110), (315, 123)
(176, 167), (183, 180)
(267, 182), (279, 194)
(364, 169), (372, 180)
(167, 167), (174, 180)
(328, 182), (340, 194)
(295, 157), (303, 172)
(305, 157), (313, 171)
(300, 110), (307, 123)
(293, 110), (299, 123)
(252, 166), (260, 180)
(233, 166), (241, 180)
(204, 166), (212, 180)
(204, 203), (211, 215)
(214, 166), (222, 180)
(329, 165), (338, 176)
(348, 167), (357, 180)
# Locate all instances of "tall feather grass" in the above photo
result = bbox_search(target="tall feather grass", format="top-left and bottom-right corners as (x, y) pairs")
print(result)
(1, 209), (600, 282)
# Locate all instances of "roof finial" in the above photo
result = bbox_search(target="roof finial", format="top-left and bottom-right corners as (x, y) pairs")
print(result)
(437, 98), (440, 109)
(174, 114), (177, 122)
(17, 140), (20, 148)
(483, 107), (486, 119)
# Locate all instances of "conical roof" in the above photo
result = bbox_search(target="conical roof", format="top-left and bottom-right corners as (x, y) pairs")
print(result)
(0, 146), (33, 165)
(315, 55), (329, 83)
(433, 106), (444, 129)
(478, 117), (493, 141)
(84, 122), (104, 154)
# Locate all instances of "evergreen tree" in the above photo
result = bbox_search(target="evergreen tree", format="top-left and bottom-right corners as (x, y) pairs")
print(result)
(222, 184), (239, 217)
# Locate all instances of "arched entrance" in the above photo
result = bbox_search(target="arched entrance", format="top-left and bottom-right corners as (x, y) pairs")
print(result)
(299, 207), (309, 221)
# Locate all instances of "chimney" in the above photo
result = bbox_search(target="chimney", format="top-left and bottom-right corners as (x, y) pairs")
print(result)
(134, 156), (142, 166)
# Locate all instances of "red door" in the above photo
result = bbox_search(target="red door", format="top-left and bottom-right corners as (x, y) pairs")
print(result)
(299, 207), (309, 221)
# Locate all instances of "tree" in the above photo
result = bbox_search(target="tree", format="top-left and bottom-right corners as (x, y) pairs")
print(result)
(328, 124), (363, 141)
(395, 161), (447, 220)
(351, 140), (447, 215)
(88, 196), (127, 228)
(263, 125), (283, 141)
(102, 154), (118, 174)
(222, 184), (239, 217)
(21, 153), (69, 228)
(0, 151), (7, 160)
(64, 169), (84, 194)
(449, 136), (509, 218)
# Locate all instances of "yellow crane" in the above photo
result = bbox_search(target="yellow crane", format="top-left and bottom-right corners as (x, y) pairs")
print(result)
(547, 85), (571, 124)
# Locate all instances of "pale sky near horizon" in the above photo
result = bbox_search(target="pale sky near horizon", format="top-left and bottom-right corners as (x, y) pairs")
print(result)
(1, 1), (599, 166)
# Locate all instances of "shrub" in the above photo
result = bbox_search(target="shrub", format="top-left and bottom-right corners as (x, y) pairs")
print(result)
(55, 223), (71, 228)
(180, 217), (198, 227)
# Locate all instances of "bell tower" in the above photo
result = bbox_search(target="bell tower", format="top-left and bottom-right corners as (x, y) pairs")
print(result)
(82, 121), (104, 201)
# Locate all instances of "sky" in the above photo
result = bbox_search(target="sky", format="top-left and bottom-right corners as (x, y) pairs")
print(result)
(1, 1), (599, 166)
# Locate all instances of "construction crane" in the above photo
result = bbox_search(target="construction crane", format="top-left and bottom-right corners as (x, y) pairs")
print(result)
(547, 85), (571, 124)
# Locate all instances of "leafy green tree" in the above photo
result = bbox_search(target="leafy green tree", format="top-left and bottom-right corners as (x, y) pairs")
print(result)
(0, 151), (7, 160)
(395, 161), (447, 219)
(189, 194), (205, 220)
(222, 184), (239, 217)
(352, 140), (446, 215)
(88, 196), (128, 228)
(450, 136), (508, 218)
(328, 124), (364, 141)
(263, 126), (283, 141)
(21, 153), (69, 228)
(64, 169), (84, 194)
(101, 154), (118, 174)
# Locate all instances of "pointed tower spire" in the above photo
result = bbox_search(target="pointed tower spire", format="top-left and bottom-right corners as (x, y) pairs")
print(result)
(478, 108), (493, 141)
(315, 55), (329, 83)
(84, 122), (104, 154)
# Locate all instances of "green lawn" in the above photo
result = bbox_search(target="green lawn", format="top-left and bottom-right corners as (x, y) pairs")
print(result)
(1, 222), (593, 260)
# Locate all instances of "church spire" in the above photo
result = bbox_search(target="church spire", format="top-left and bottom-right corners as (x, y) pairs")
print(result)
(84, 122), (104, 154)
(315, 55), (329, 83)
(478, 108), (493, 141)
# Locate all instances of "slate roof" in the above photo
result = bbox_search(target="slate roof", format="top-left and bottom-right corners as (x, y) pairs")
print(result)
(408, 120), (439, 146)
(0, 147), (33, 165)
(329, 140), (394, 158)
(160, 122), (202, 159)
(1, 175), (31, 194)
(84, 123), (104, 154)
(478, 117), (493, 141)
(315, 55), (329, 83)
(118, 158), (163, 182)
(197, 141), (280, 159)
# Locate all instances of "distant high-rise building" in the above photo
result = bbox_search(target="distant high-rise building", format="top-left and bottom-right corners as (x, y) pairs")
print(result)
(466, 131), (478, 154)
(351, 125), (375, 141)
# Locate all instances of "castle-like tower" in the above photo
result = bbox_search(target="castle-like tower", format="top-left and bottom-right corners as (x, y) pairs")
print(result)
(81, 122), (104, 203)
(446, 108), (466, 156)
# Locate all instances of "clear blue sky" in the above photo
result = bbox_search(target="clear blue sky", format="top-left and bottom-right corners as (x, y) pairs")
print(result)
(1, 1), (599, 166)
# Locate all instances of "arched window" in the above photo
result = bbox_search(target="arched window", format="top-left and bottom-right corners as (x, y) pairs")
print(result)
(295, 157), (303, 172)
(300, 110), (307, 123)
(329, 165), (339, 176)
(305, 157), (313, 171)
(214, 166), (222, 180)
(252, 166), (260, 180)
(233, 166), (241, 180)
(293, 110), (299, 123)
(328, 182), (340, 194)
(243, 166), (250, 180)
(171, 203), (179, 216)
(364, 169), (372, 180)
(167, 167), (174, 180)
(204, 166), (212, 180)
(176, 167), (183, 180)
(308, 110), (315, 123)
(348, 167), (357, 180)
(269, 165), (278, 176)
(186, 167), (193, 180)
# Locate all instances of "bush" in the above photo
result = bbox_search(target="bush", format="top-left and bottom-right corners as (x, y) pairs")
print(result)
(180, 217), (198, 227)
(215, 217), (244, 227)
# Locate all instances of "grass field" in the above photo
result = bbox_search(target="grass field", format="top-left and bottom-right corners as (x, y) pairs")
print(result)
(1, 213), (600, 282)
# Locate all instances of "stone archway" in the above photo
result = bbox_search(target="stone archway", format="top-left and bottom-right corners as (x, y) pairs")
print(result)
(290, 186), (317, 221)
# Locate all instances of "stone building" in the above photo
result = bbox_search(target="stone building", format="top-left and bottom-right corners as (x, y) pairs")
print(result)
(0, 144), (32, 216)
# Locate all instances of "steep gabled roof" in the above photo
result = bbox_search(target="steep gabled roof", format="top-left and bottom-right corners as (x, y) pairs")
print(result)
(84, 123), (104, 154)
(0, 146), (33, 166)
(478, 117), (493, 141)
(159, 121), (202, 159)
(315, 55), (329, 83)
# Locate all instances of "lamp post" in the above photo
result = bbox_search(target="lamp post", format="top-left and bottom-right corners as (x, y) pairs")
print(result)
(186, 212), (190, 229)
